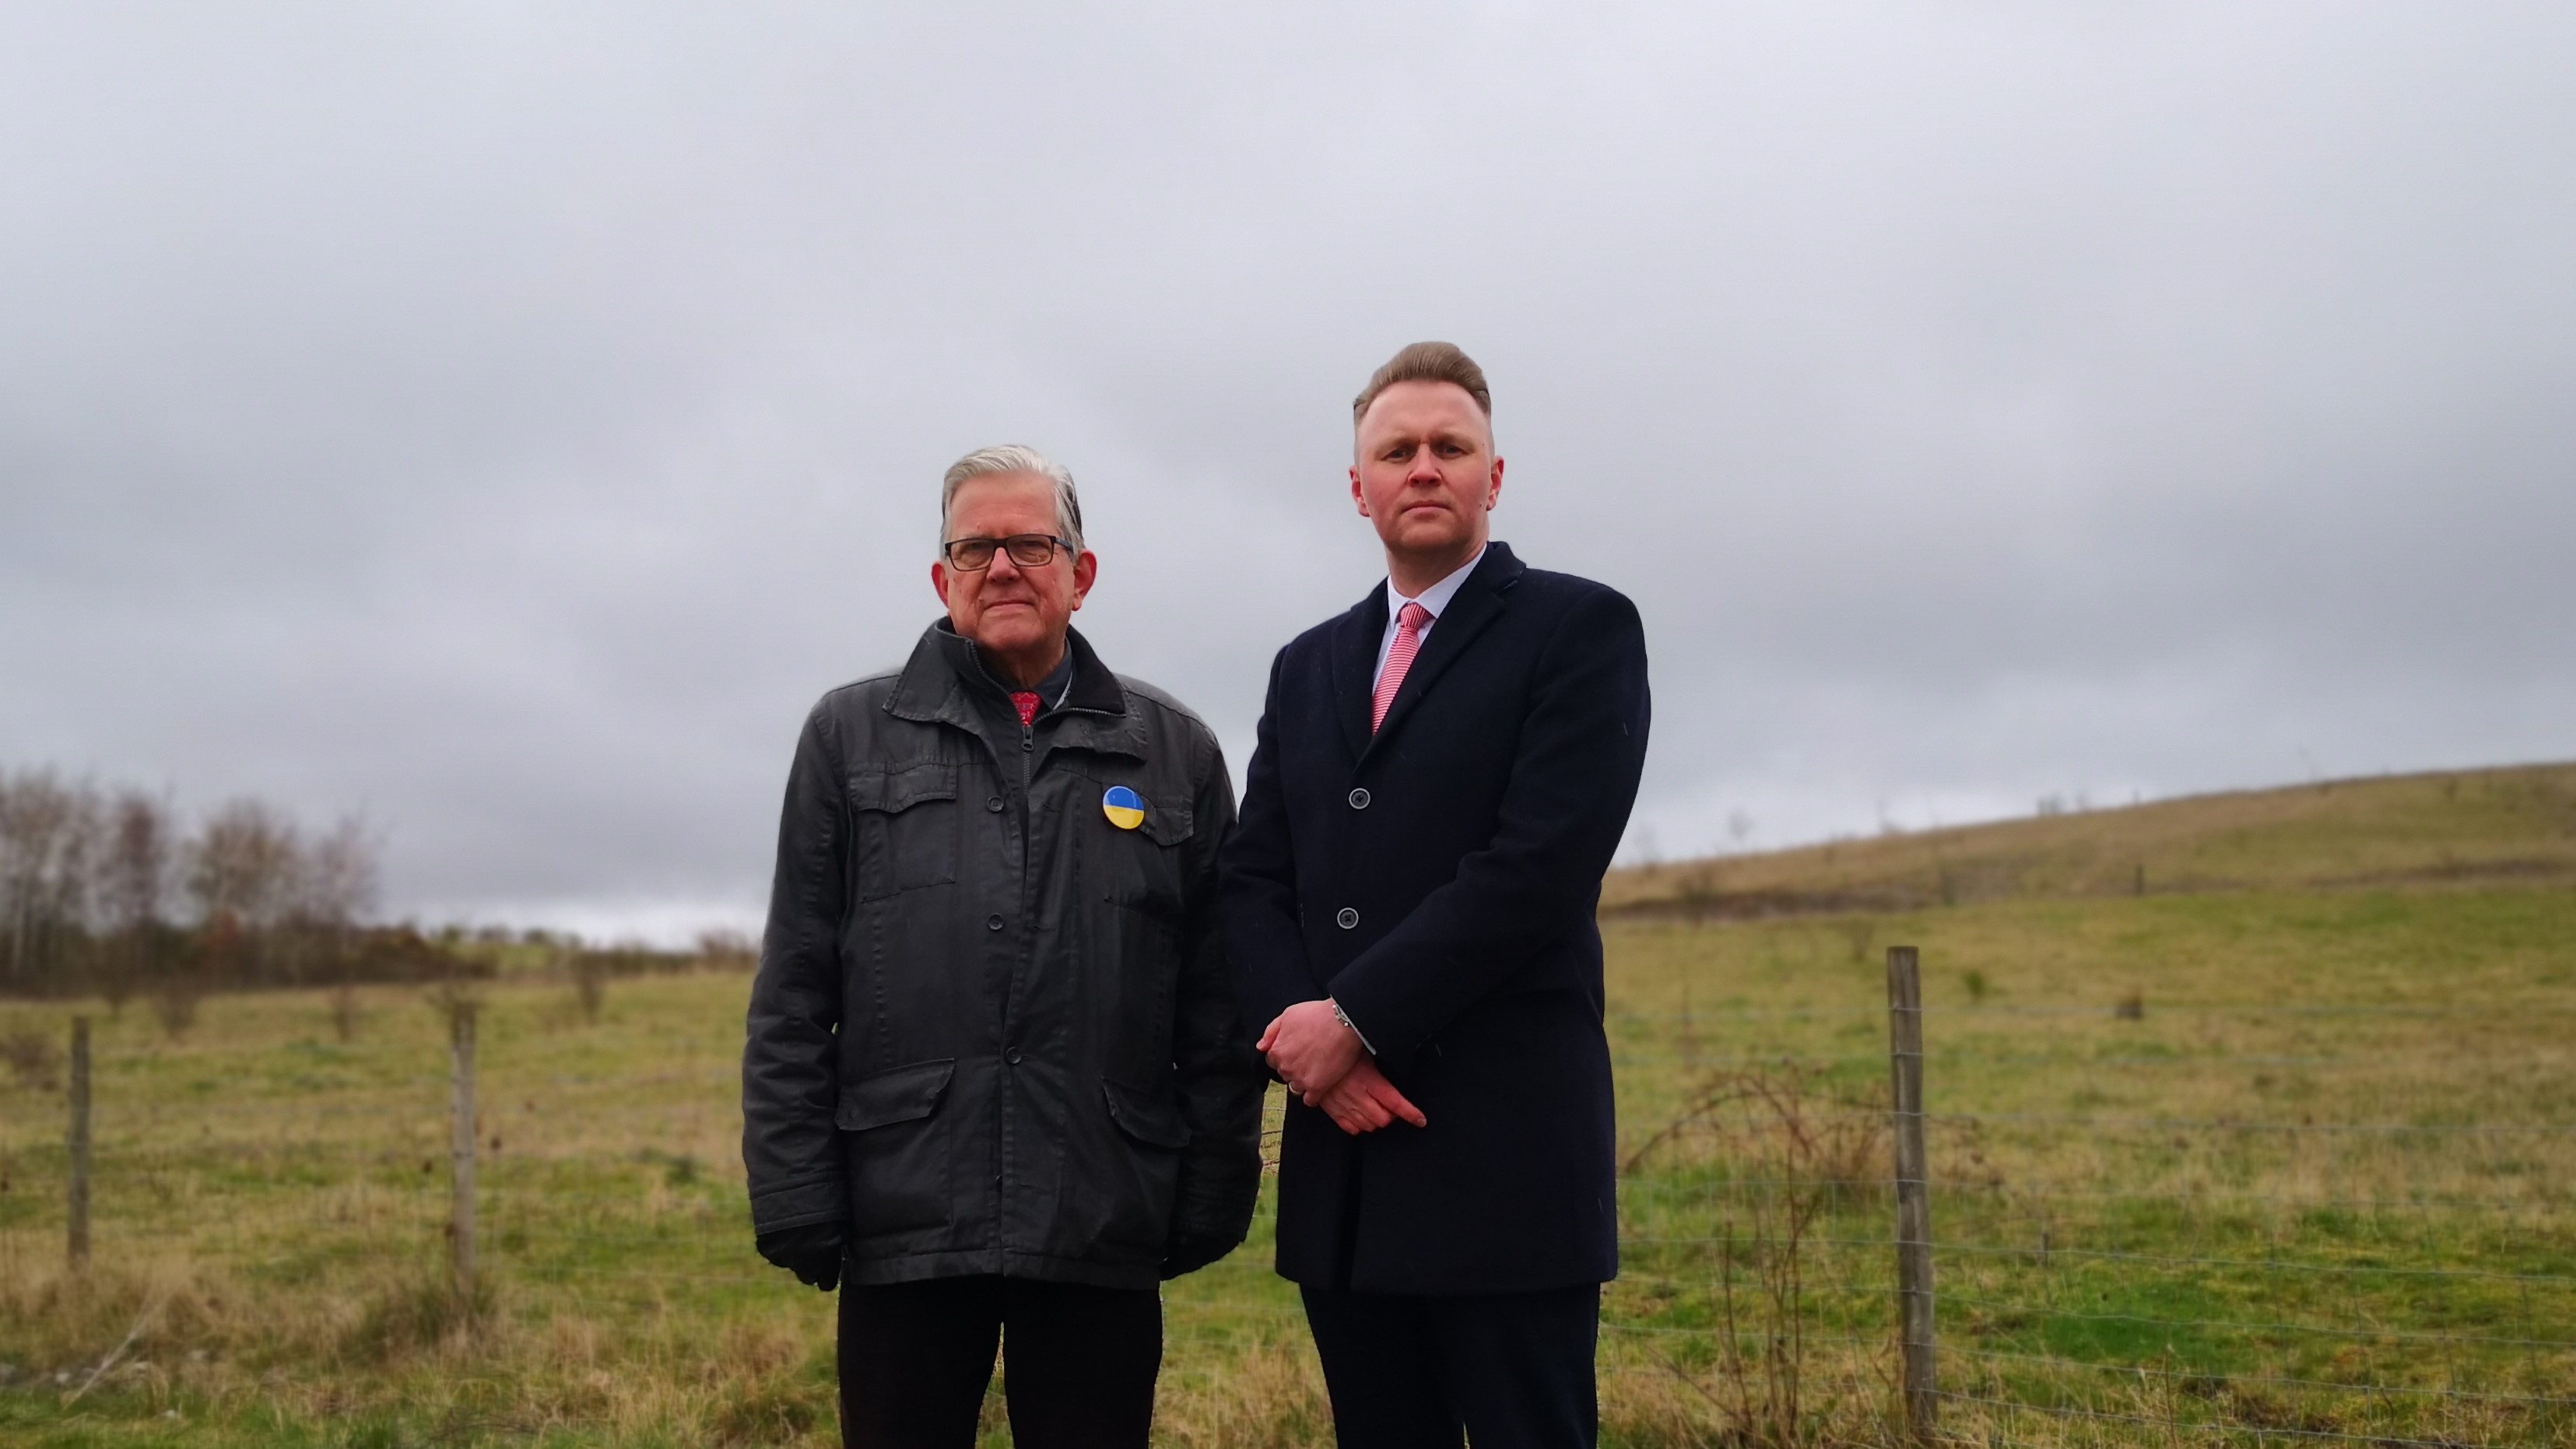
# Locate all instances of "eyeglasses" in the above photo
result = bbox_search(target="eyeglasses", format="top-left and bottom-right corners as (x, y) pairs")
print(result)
(942, 533), (1074, 571)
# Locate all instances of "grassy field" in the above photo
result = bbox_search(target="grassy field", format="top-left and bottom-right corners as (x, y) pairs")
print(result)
(1604, 762), (2576, 916)
(3, 764), (2573, 1446)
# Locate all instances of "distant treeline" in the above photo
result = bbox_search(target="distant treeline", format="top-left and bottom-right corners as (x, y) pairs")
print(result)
(0, 766), (749, 1002)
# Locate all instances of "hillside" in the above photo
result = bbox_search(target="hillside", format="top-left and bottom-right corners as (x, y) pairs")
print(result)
(7, 763), (2574, 1445)
(1602, 760), (2576, 918)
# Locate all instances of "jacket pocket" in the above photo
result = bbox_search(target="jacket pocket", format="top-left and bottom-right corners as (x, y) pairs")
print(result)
(849, 763), (960, 902)
(1060, 1076), (1188, 1255)
(1097, 799), (1195, 922)
(1100, 1076), (1190, 1149)
(838, 1059), (956, 1236)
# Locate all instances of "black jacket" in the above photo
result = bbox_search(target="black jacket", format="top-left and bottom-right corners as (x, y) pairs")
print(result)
(1222, 542), (1651, 1294)
(743, 622), (1265, 1289)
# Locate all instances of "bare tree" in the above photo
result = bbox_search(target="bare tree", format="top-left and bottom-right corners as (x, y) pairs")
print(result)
(303, 815), (378, 929)
(309, 816), (379, 915)
(0, 770), (55, 988)
(3, 769), (409, 1001)
(49, 784), (104, 992)
(0, 770), (104, 995)
(186, 798), (297, 924)
(96, 789), (176, 1013)
(302, 814), (381, 1026)
(185, 798), (304, 986)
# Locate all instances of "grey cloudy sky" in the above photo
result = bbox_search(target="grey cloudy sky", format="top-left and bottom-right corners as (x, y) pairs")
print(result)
(5, 4), (2571, 942)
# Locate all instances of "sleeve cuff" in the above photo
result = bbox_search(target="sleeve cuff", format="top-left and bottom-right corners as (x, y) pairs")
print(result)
(749, 1176), (849, 1236)
(1331, 998), (1377, 1055)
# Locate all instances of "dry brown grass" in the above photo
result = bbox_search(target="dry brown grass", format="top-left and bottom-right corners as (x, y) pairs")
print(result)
(1605, 762), (2576, 917)
(1153, 1336), (1334, 1449)
(0, 1255), (846, 1443)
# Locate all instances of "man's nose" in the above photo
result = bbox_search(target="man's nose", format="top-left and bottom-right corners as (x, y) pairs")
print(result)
(986, 550), (1023, 583)
(1407, 451), (1444, 483)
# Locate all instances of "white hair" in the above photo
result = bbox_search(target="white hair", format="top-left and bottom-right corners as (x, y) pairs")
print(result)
(939, 444), (1085, 557)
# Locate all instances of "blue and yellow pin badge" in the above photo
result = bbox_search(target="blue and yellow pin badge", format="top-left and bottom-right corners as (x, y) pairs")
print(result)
(1101, 785), (1146, 831)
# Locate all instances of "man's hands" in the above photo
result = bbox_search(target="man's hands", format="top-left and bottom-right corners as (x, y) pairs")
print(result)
(1258, 999), (1366, 1100)
(756, 1220), (847, 1292)
(1259, 999), (1426, 1137)
(1314, 1054), (1427, 1135)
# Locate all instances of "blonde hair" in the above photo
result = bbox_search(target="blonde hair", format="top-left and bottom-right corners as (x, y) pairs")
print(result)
(1352, 342), (1492, 426)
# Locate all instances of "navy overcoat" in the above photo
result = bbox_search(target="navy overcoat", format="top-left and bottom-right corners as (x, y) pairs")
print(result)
(1221, 541), (1651, 1295)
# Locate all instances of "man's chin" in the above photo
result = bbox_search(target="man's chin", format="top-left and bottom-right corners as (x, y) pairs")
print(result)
(1389, 521), (1473, 556)
(974, 619), (1058, 657)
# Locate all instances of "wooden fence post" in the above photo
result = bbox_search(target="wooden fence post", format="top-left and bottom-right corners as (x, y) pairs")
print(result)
(68, 1016), (92, 1271)
(448, 1002), (477, 1310)
(1886, 946), (1937, 1442)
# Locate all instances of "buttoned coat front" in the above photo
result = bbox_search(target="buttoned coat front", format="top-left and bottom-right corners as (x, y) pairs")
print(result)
(1222, 542), (1652, 1295)
(742, 623), (1265, 1290)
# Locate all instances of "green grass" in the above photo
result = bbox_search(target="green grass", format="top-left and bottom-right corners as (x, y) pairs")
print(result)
(6, 765), (2576, 1444)
(1599, 885), (2576, 1445)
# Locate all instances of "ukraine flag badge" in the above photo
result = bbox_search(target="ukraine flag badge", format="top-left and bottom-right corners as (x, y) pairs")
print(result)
(1101, 785), (1146, 831)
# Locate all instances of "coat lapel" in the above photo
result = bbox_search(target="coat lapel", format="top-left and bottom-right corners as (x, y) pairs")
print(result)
(1330, 587), (1389, 764)
(1361, 542), (1525, 761)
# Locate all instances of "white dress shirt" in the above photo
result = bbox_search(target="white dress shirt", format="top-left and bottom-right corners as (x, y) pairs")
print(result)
(1373, 546), (1486, 687)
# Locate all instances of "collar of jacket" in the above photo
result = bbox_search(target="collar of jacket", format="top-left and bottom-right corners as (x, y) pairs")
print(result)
(1333, 539), (1527, 763)
(883, 619), (1146, 758)
(1355, 537), (1526, 626)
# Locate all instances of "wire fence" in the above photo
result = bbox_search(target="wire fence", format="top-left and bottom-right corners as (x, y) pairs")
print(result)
(3, 956), (2574, 1447)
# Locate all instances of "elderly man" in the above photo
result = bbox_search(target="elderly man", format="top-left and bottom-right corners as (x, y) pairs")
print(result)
(1223, 343), (1652, 1448)
(743, 444), (1264, 1449)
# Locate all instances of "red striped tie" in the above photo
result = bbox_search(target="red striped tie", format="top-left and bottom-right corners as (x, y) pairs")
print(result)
(1372, 602), (1432, 733)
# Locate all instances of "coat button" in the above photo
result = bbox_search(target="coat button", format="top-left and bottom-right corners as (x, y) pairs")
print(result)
(986, 914), (1004, 932)
(1348, 788), (1370, 809)
(1006, 1048), (1023, 1065)
(986, 795), (1005, 812)
(1335, 907), (1360, 930)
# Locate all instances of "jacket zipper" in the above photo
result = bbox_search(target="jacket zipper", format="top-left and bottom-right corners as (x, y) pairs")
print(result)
(1020, 712), (1034, 864)
(1001, 707), (1035, 1238)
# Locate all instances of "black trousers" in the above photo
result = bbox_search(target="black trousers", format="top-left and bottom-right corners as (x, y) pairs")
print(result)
(837, 1275), (1162, 1449)
(1300, 1283), (1601, 1449)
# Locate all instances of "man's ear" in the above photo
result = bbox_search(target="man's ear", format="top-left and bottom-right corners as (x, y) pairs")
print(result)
(1070, 550), (1097, 611)
(1486, 456), (1505, 510)
(1349, 465), (1370, 517)
(932, 560), (952, 608)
